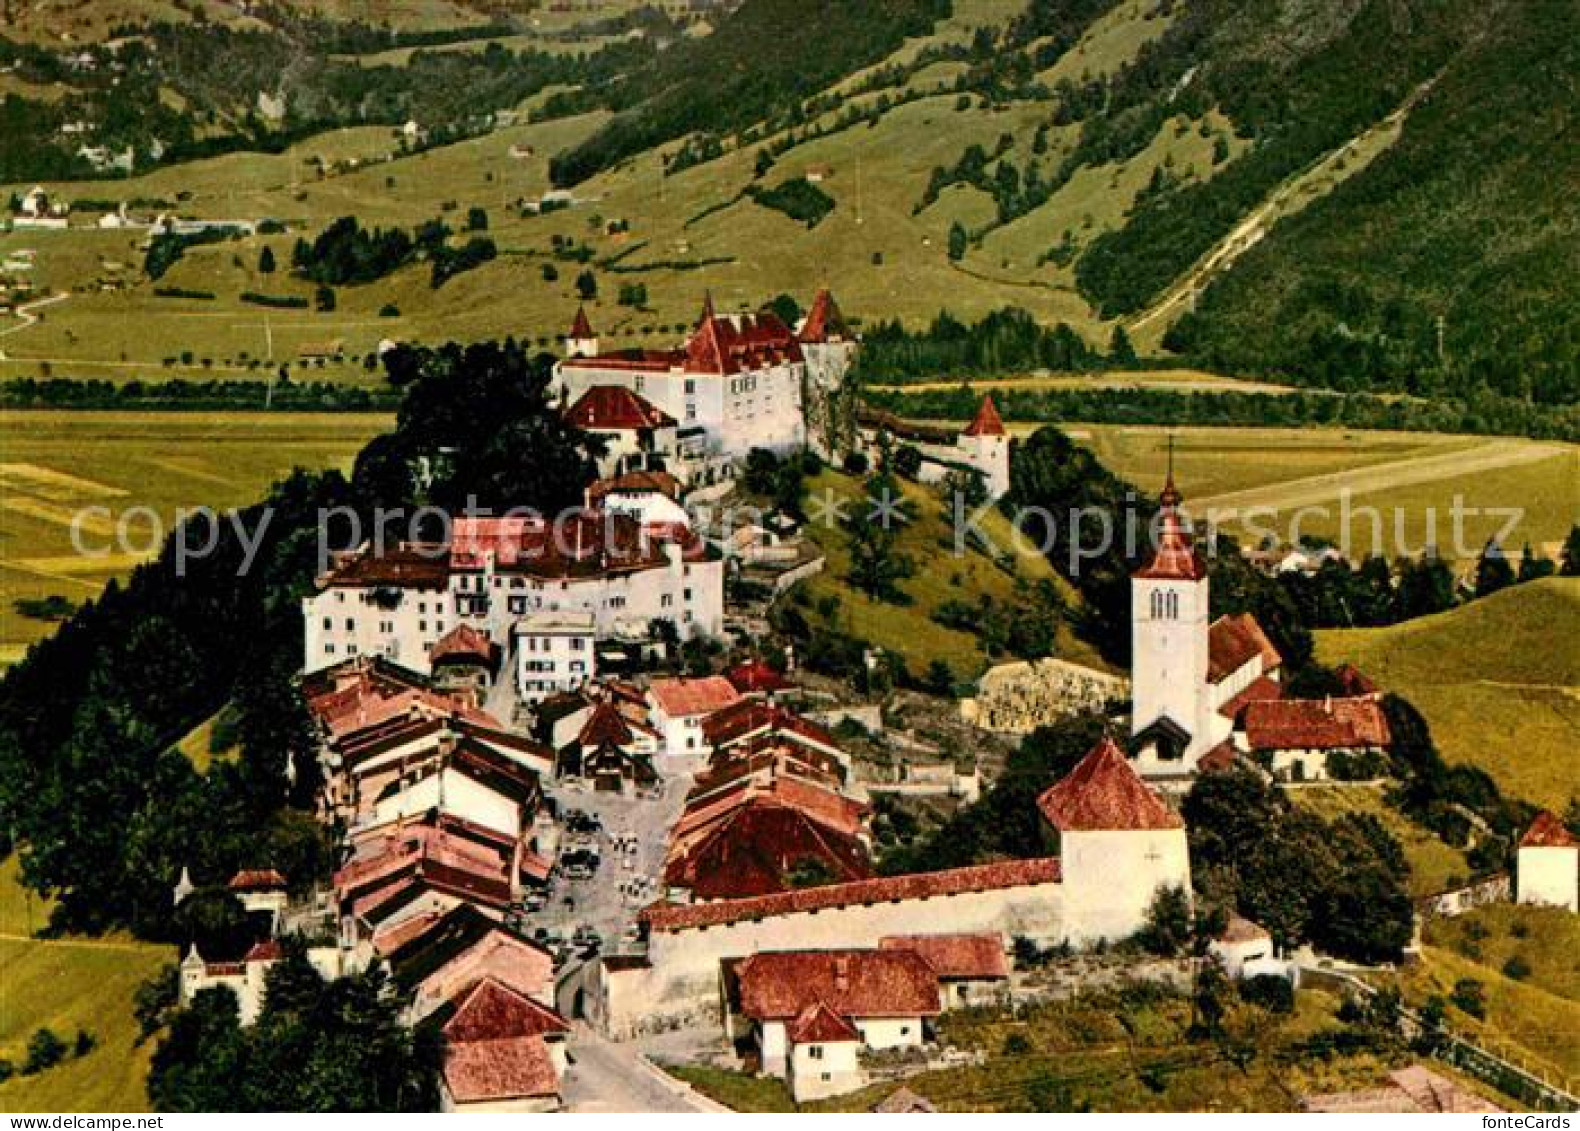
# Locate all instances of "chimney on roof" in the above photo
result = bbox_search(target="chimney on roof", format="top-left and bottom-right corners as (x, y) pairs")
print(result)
(834, 956), (850, 993)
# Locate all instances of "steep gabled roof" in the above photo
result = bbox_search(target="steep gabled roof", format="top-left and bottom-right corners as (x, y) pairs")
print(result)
(962, 394), (1006, 437)
(568, 305), (595, 339)
(1036, 736), (1183, 832)
(787, 999), (861, 1044)
(443, 977), (569, 1043)
(430, 623), (499, 669)
(724, 659), (792, 694)
(797, 287), (850, 343)
(577, 699), (637, 749)
(228, 869), (287, 892)
(1521, 810), (1579, 849)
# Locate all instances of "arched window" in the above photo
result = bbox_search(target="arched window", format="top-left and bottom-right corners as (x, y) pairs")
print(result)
(1167, 591), (1180, 619)
(1150, 590), (1163, 619)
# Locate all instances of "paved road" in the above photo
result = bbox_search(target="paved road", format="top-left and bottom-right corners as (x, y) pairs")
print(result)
(562, 1023), (713, 1113)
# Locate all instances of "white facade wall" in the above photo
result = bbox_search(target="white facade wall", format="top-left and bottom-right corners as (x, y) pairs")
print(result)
(362, 769), (520, 842)
(1058, 828), (1191, 944)
(1517, 845), (1579, 911)
(514, 621), (596, 704)
(760, 1019), (789, 1075)
(854, 1016), (924, 1051)
(557, 363), (805, 459)
(304, 583), (452, 674)
(1209, 936), (1274, 979)
(788, 1039), (862, 1102)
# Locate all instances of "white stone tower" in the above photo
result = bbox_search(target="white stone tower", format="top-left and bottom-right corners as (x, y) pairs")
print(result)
(1130, 470), (1214, 777)
(564, 305), (598, 359)
(959, 394), (1011, 499)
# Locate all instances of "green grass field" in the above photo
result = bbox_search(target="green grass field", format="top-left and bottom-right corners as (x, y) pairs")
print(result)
(794, 466), (1113, 681)
(1316, 579), (1580, 812)
(0, 858), (172, 1113)
(1289, 783), (1472, 897)
(0, 410), (389, 665)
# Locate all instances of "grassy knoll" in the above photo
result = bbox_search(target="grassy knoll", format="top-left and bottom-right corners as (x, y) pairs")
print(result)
(671, 987), (1420, 1111)
(793, 467), (1112, 682)
(1316, 579), (1580, 813)
(1423, 904), (1580, 1006)
(1288, 784), (1471, 898)
(0, 410), (389, 663)
(0, 859), (172, 1113)
(1394, 945), (1580, 1086)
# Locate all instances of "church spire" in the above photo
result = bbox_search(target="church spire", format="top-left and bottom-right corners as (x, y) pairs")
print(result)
(1137, 461), (1205, 581)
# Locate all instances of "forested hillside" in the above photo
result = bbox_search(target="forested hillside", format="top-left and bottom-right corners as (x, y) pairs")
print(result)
(1163, 0), (1579, 407)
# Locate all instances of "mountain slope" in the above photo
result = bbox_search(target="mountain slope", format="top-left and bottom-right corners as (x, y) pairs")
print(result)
(1163, 0), (1580, 407)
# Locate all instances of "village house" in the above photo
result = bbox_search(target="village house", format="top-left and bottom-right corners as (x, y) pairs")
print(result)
(647, 675), (743, 764)
(514, 610), (597, 705)
(428, 623), (501, 698)
(728, 949), (941, 1101)
(1302, 1065), (1503, 1113)
(435, 977), (571, 1113)
(563, 381), (683, 479)
(1207, 915), (1279, 979)
(879, 934), (1010, 1008)
(1516, 811), (1578, 912)
(301, 510), (724, 675)
(383, 903), (557, 1020)
(1236, 695), (1392, 781)
(555, 697), (661, 794)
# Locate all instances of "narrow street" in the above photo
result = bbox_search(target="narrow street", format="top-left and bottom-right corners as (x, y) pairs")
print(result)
(562, 1023), (717, 1113)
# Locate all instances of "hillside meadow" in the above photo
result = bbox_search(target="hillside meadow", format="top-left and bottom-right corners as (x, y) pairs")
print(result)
(1317, 579), (1580, 813)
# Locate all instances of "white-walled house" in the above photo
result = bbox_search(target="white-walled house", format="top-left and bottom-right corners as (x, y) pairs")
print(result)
(302, 511), (724, 675)
(514, 611), (596, 704)
(1209, 915), (1275, 978)
(647, 675), (742, 764)
(731, 949), (941, 1100)
(1517, 811), (1578, 912)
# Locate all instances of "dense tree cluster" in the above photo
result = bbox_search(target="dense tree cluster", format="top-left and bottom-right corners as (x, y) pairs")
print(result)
(866, 382), (1579, 444)
(1184, 767), (1413, 963)
(854, 308), (1102, 384)
(149, 949), (438, 1112)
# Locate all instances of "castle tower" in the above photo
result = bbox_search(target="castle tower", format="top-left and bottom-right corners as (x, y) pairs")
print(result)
(1130, 472), (1214, 777)
(959, 394), (1011, 499)
(564, 306), (598, 359)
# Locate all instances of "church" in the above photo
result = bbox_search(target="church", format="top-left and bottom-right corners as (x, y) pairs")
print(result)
(1128, 472), (1391, 784)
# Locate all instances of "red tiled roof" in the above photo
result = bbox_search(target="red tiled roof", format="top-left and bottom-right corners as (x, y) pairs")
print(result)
(1242, 696), (1392, 751)
(569, 305), (594, 339)
(1197, 740), (1241, 774)
(962, 394), (1006, 437)
(787, 999), (861, 1044)
(1333, 663), (1380, 698)
(1217, 674), (1284, 720)
(642, 857), (1060, 933)
(736, 950), (940, 1021)
(797, 288), (850, 344)
(245, 939), (284, 962)
(447, 510), (711, 578)
(228, 869), (286, 892)
(444, 1038), (560, 1104)
(444, 977), (569, 1043)
(880, 934), (1007, 980)
(565, 385), (676, 432)
(724, 659), (792, 694)
(1208, 614), (1283, 683)
(649, 676), (742, 719)
(314, 542), (451, 589)
(1521, 810), (1579, 849)
(685, 301), (804, 376)
(587, 469), (682, 504)
(1036, 737), (1183, 832)
(1135, 479), (1206, 581)
(430, 623), (499, 668)
(701, 700), (836, 752)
